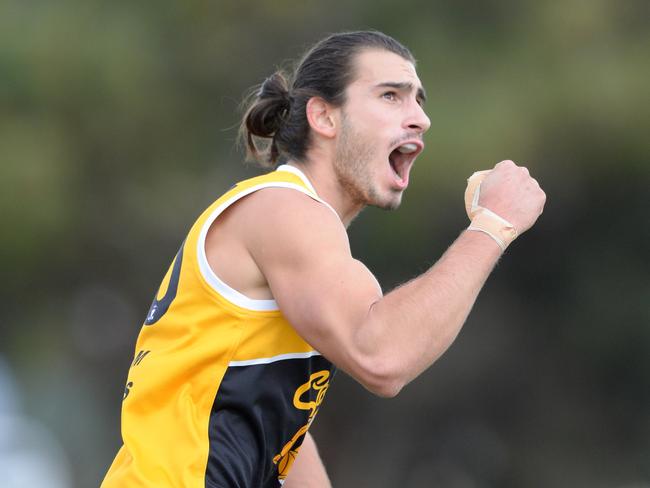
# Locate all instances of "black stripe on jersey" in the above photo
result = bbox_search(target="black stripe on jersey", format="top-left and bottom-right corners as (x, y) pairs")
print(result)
(205, 355), (335, 488)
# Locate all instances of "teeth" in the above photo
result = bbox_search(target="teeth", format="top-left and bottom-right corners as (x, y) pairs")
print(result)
(397, 143), (418, 154)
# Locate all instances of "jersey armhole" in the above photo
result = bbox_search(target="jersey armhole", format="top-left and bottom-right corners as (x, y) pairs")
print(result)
(196, 182), (332, 312)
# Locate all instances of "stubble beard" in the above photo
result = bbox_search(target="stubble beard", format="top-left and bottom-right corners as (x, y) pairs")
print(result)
(333, 114), (402, 211)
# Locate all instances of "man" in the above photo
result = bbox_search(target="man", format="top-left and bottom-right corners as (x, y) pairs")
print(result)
(103, 31), (545, 487)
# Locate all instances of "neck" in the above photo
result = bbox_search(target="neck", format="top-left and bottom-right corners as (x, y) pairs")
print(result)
(286, 159), (364, 228)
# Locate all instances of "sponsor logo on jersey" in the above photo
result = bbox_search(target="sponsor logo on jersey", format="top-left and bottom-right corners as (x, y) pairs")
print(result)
(273, 370), (331, 481)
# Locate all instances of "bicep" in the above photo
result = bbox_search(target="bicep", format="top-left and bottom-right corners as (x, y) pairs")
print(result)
(246, 190), (382, 370)
(270, 250), (381, 350)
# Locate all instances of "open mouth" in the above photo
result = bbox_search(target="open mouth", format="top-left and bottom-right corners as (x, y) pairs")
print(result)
(388, 142), (422, 188)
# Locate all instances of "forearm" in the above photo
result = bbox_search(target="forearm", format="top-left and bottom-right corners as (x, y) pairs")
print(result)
(358, 229), (502, 392)
(283, 432), (332, 488)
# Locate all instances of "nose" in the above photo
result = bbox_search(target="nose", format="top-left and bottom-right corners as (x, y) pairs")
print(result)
(405, 100), (431, 134)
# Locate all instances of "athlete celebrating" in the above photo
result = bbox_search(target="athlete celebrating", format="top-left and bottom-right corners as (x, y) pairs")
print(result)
(103, 31), (545, 487)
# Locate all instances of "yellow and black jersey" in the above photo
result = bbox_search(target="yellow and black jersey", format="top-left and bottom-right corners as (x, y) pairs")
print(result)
(102, 165), (338, 488)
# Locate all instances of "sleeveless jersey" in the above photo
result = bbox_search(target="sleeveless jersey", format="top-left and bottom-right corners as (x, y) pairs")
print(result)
(102, 165), (338, 488)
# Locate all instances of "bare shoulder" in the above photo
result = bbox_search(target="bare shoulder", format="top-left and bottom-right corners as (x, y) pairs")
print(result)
(241, 187), (383, 306)
(204, 186), (350, 300)
(236, 186), (351, 259)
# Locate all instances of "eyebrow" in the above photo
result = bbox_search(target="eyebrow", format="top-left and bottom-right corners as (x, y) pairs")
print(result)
(374, 81), (427, 104)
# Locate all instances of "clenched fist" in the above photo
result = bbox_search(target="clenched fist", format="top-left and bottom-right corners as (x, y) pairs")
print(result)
(478, 160), (546, 234)
(464, 161), (546, 250)
(469, 160), (546, 235)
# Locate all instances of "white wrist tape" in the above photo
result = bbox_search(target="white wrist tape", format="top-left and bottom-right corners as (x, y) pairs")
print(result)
(464, 170), (518, 251)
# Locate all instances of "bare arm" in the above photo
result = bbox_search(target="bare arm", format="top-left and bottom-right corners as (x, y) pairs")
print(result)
(239, 161), (545, 396)
(358, 229), (502, 390)
(252, 201), (500, 396)
(283, 433), (331, 488)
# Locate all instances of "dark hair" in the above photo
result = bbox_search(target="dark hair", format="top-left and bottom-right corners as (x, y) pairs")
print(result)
(239, 30), (415, 167)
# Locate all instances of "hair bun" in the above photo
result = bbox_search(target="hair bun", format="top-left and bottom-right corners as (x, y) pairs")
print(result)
(240, 70), (293, 165)
(244, 71), (292, 143)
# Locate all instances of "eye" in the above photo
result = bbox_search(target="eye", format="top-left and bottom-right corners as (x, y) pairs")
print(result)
(382, 91), (398, 102)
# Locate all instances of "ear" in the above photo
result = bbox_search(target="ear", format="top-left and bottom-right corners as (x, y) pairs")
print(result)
(305, 97), (338, 139)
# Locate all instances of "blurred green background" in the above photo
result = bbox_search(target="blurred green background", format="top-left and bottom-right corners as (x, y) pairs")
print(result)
(1, 0), (648, 487)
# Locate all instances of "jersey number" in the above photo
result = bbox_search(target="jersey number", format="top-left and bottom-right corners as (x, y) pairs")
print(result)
(144, 242), (184, 325)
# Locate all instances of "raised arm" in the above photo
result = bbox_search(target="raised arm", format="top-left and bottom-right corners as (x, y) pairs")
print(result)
(241, 161), (545, 397)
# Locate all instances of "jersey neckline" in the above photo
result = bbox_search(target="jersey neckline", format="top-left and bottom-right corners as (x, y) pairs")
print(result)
(275, 164), (318, 195)
(275, 164), (340, 221)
